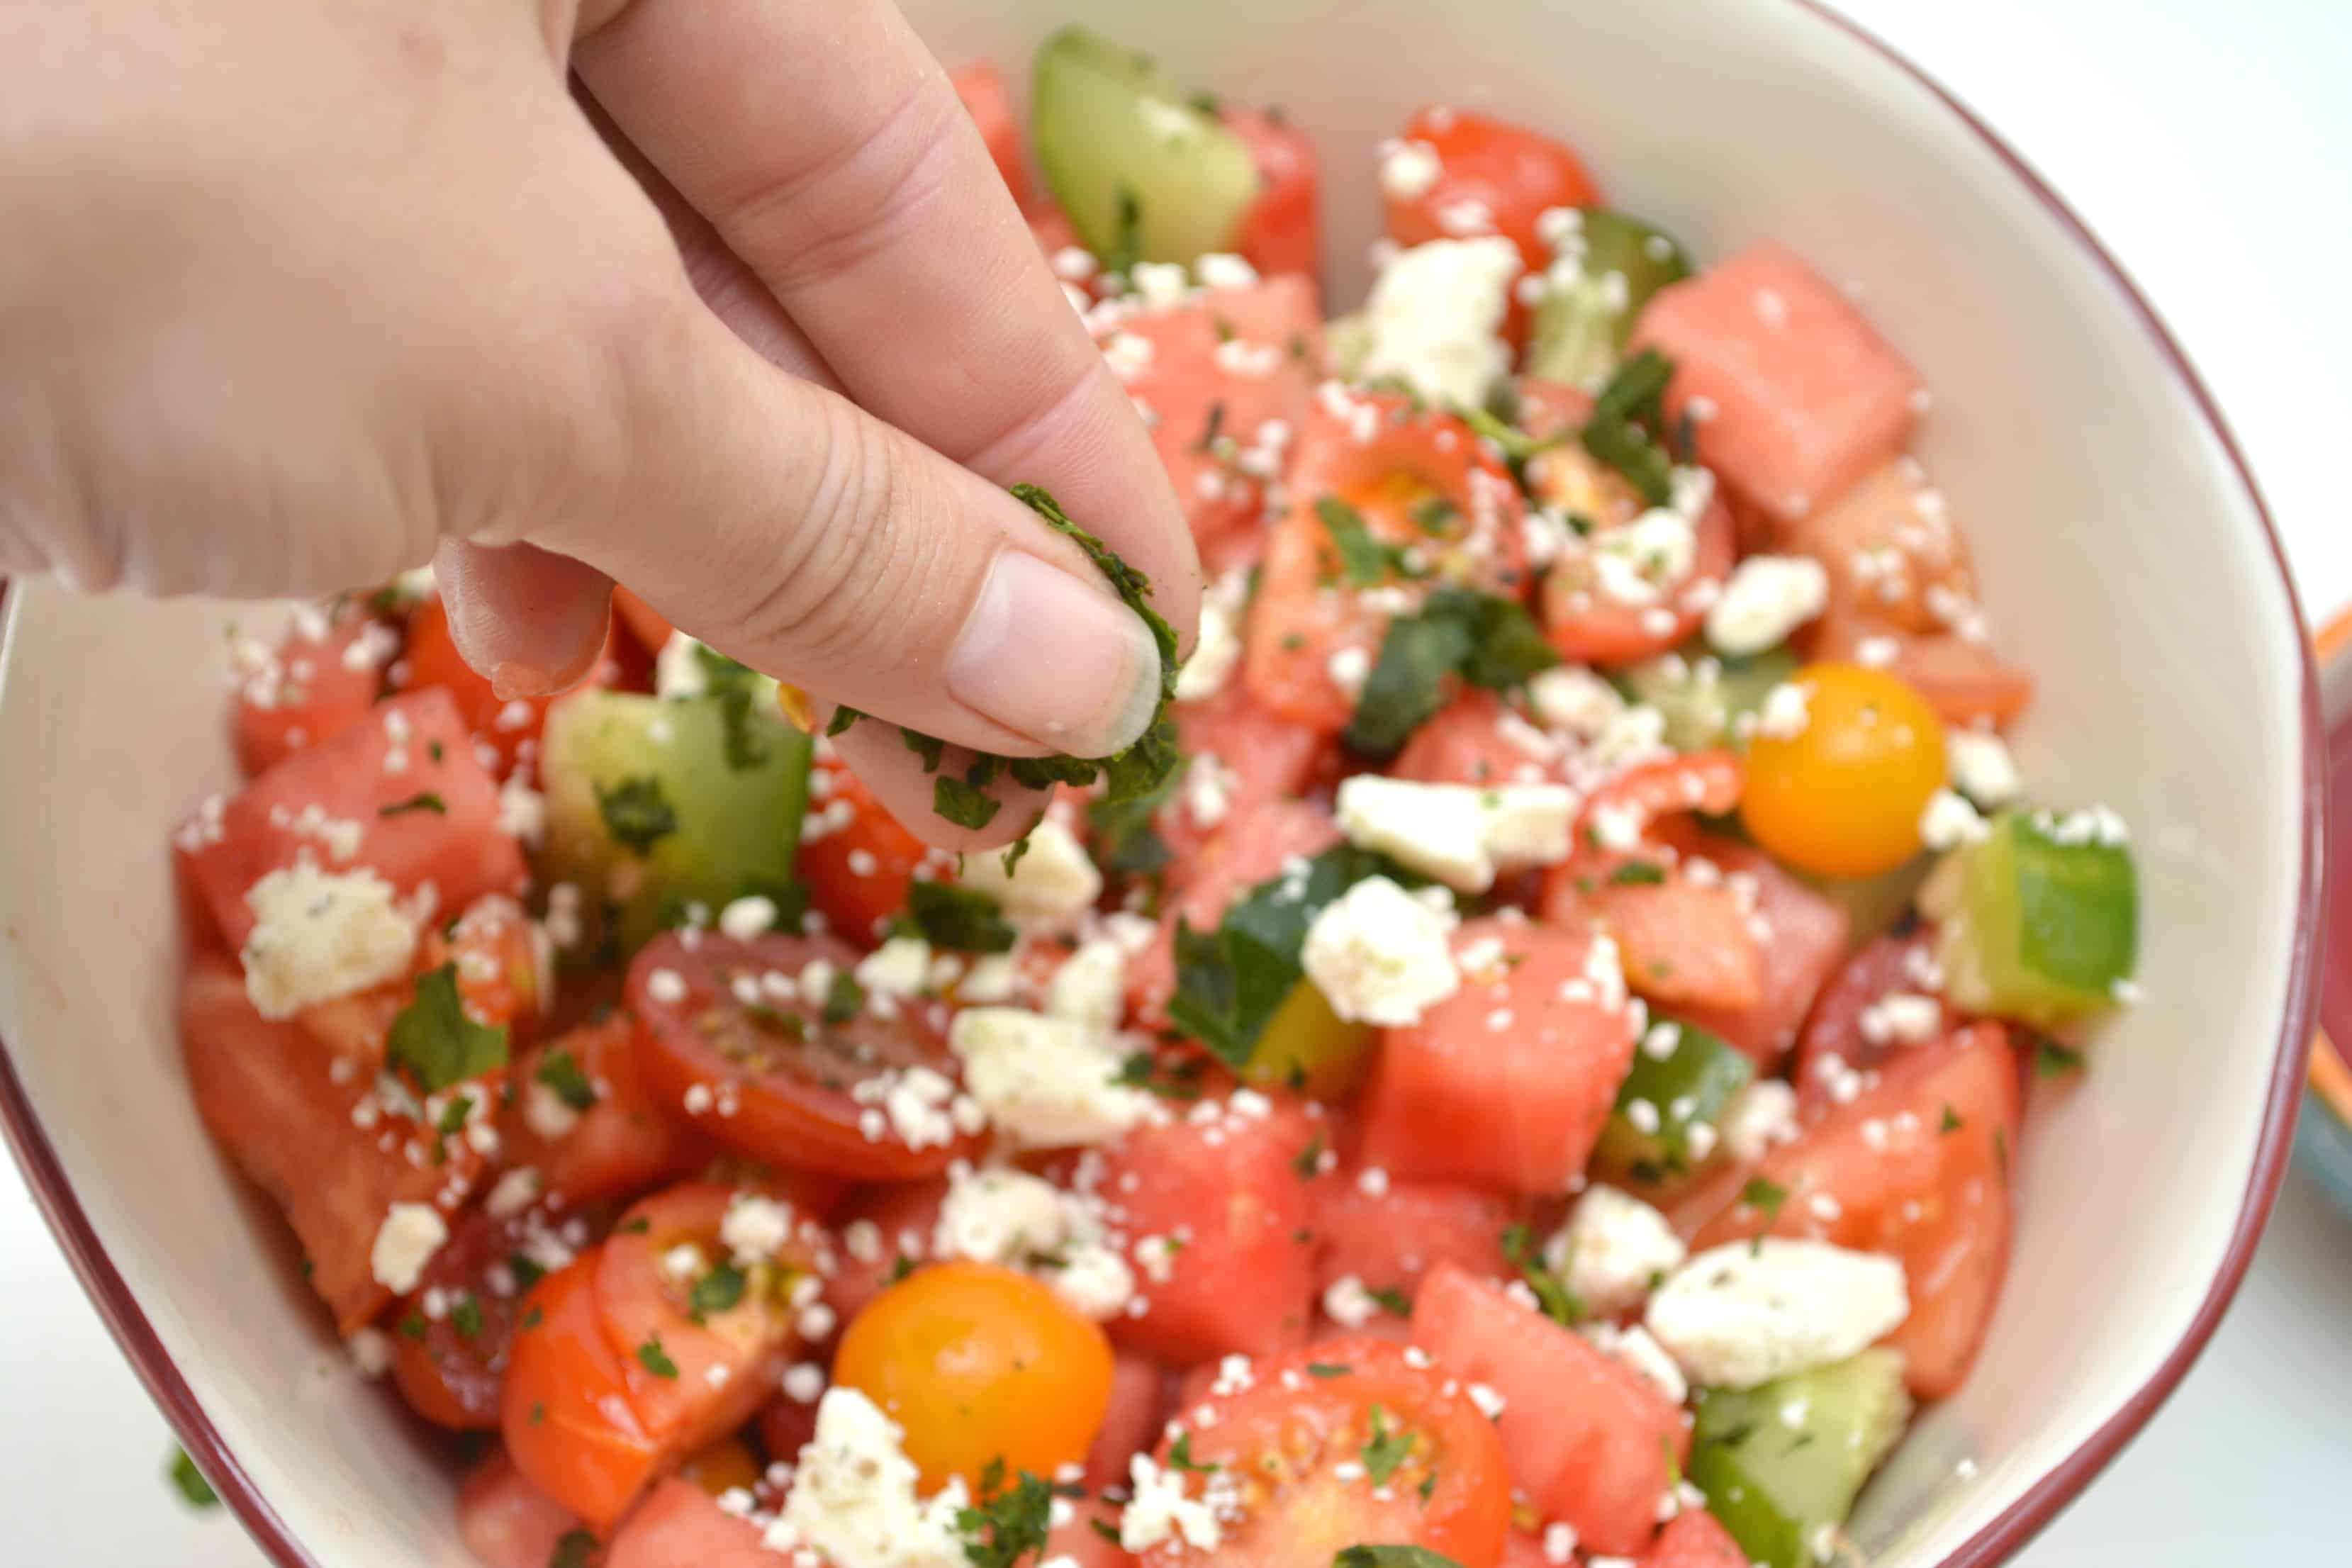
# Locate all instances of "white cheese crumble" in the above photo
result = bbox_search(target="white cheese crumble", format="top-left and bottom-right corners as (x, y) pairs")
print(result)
(1706, 556), (1828, 656)
(653, 631), (711, 700)
(769, 1387), (971, 1568)
(1579, 1320), (1689, 1406)
(950, 1008), (1159, 1147)
(1044, 937), (1127, 1033)
(1527, 666), (1627, 739)
(1645, 1239), (1910, 1389)
(1919, 788), (1990, 851)
(717, 895), (778, 941)
(1335, 775), (1578, 892)
(1545, 1186), (1688, 1316)
(1360, 237), (1521, 409)
(1174, 569), (1251, 702)
(1946, 732), (2022, 808)
(240, 861), (420, 1019)
(1301, 875), (1462, 1026)
(1377, 138), (1443, 200)
(960, 819), (1101, 922)
(1859, 992), (1942, 1047)
(856, 937), (934, 1000)
(1120, 1452), (1232, 1555)
(1719, 1080), (1800, 1163)
(1322, 1274), (1382, 1329)
(719, 1193), (793, 1266)
(934, 1165), (1136, 1321)
(1755, 681), (1812, 741)
(369, 1202), (447, 1294)
(1194, 252), (1260, 292)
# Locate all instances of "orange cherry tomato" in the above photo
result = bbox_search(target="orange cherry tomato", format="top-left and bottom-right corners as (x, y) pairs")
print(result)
(833, 1261), (1114, 1491)
(1382, 106), (1603, 271)
(1742, 662), (1947, 877)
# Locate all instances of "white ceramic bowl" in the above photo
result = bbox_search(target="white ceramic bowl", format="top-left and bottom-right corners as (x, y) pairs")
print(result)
(0, 1), (2322, 1564)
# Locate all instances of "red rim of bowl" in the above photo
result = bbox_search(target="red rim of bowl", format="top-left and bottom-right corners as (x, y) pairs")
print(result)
(0, 4), (2325, 1565)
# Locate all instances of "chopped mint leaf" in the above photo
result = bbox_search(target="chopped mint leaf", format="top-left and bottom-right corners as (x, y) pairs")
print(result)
(387, 964), (508, 1093)
(167, 1447), (219, 1509)
(594, 774), (677, 856)
(379, 791), (447, 817)
(1607, 861), (1667, 886)
(1358, 1405), (1414, 1486)
(690, 1262), (746, 1318)
(636, 1335), (679, 1379)
(906, 881), (1017, 954)
(534, 1050), (598, 1112)
(1344, 586), (1557, 757)
(1167, 1432), (1216, 1474)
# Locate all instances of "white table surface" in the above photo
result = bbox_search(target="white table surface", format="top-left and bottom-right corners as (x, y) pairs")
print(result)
(8, 0), (2351, 1562)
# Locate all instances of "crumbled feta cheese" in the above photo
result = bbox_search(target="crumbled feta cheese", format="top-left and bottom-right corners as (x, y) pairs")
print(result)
(240, 861), (420, 1019)
(1856, 634), (1900, 668)
(1527, 666), (1626, 738)
(1946, 732), (2022, 807)
(1579, 1320), (1689, 1405)
(1102, 332), (1156, 382)
(1718, 1080), (1800, 1163)
(1756, 680), (1811, 741)
(1174, 569), (1251, 702)
(1045, 938), (1127, 1033)
(1593, 502), (1700, 607)
(783, 1362), (827, 1404)
(1541, 1521), (1580, 1564)
(956, 953), (1021, 1004)
(644, 966), (688, 1004)
(1859, 992), (1942, 1047)
(849, 1065), (965, 1149)
(653, 631), (712, 700)
(1131, 262), (1192, 308)
(1195, 252), (1260, 292)
(934, 1165), (1134, 1321)
(1645, 1239), (1910, 1389)
(1322, 1274), (1381, 1329)
(771, 1388), (970, 1568)
(347, 1326), (394, 1379)
(1326, 644), (1372, 700)
(1184, 750), (1240, 831)
(1545, 1186), (1688, 1315)
(1335, 775), (1578, 892)
(950, 1008), (1158, 1147)
(485, 1166), (541, 1219)
(856, 936), (934, 999)
(522, 1082), (581, 1141)
(1120, 1453), (1228, 1555)
(1706, 555), (1828, 656)
(370, 1202), (447, 1294)
(1360, 237), (1521, 408)
(1919, 788), (1989, 850)
(717, 895), (778, 941)
(1377, 138), (1443, 200)
(1301, 875), (1462, 1026)
(719, 1193), (793, 1266)
(961, 819), (1100, 922)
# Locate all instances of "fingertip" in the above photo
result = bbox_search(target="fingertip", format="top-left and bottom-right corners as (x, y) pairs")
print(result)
(435, 539), (615, 695)
(827, 722), (1050, 856)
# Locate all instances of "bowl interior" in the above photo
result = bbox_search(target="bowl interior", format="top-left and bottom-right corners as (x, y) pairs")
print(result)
(0, 2), (2315, 1566)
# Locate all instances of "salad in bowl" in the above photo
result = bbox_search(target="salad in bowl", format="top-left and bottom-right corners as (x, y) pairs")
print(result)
(158, 25), (2149, 1568)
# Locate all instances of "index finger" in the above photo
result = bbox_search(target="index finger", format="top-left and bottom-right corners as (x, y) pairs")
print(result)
(572, 0), (1200, 649)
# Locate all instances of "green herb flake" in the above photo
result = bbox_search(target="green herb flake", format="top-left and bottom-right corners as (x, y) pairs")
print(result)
(450, 1293), (484, 1340)
(956, 1462), (1058, 1568)
(379, 791), (447, 818)
(398, 1312), (429, 1341)
(2034, 1038), (2087, 1078)
(1305, 1362), (1353, 1379)
(690, 1262), (747, 1318)
(888, 1254), (918, 1285)
(1359, 1405), (1415, 1486)
(901, 727), (947, 773)
(906, 880), (1017, 954)
(1167, 1432), (1217, 1474)
(1344, 586), (1558, 758)
(1111, 1051), (1201, 1102)
(549, 1528), (598, 1568)
(387, 963), (508, 1094)
(822, 970), (866, 1026)
(1334, 1549), (1465, 1568)
(1318, 496), (1396, 588)
(1292, 1131), (1326, 1180)
(826, 705), (863, 738)
(1940, 1106), (1964, 1135)
(534, 1050), (599, 1112)
(508, 1253), (547, 1292)
(934, 770), (1003, 831)
(1580, 348), (1678, 506)
(434, 1092), (474, 1136)
(1740, 1177), (1789, 1225)
(520, 1305), (544, 1331)
(1607, 861), (1666, 886)
(1367, 1286), (1411, 1317)
(1501, 1222), (1585, 1327)
(636, 1335), (680, 1379)
(167, 1447), (219, 1509)
(594, 775), (678, 856)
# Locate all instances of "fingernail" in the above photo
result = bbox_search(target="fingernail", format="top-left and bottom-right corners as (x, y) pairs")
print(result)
(947, 551), (1163, 758)
(491, 642), (602, 703)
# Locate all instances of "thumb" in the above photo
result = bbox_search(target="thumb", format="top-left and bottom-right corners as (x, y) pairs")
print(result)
(539, 291), (1170, 760)
(432, 539), (615, 701)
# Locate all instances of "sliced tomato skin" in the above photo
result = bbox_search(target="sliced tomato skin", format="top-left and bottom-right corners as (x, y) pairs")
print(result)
(1411, 1262), (1687, 1557)
(500, 1258), (665, 1531)
(455, 1448), (586, 1568)
(178, 951), (478, 1335)
(1141, 1336), (1512, 1568)
(798, 758), (938, 948)
(1382, 106), (1603, 271)
(627, 931), (980, 1180)
(503, 1015), (712, 1205)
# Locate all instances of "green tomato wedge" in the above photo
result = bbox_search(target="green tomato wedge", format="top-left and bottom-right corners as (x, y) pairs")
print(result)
(539, 688), (810, 959)
(1528, 208), (1693, 388)
(1918, 806), (2138, 1024)
(1689, 1349), (1913, 1568)
(1592, 1019), (1753, 1188)
(1616, 644), (1800, 753)
(1031, 26), (1260, 267)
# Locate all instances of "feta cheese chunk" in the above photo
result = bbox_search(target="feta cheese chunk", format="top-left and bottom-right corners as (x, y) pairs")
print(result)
(1919, 788), (1989, 851)
(856, 936), (934, 999)
(1946, 731), (2022, 807)
(950, 1008), (1158, 1147)
(1645, 1239), (1910, 1389)
(1301, 875), (1462, 1026)
(1579, 1321), (1689, 1406)
(771, 1387), (971, 1568)
(370, 1202), (448, 1294)
(240, 861), (420, 1019)
(1045, 937), (1127, 1033)
(1335, 775), (1578, 892)
(1706, 555), (1829, 656)
(1527, 666), (1628, 739)
(1545, 1186), (1688, 1316)
(1718, 1080), (1799, 1163)
(1121, 1453), (1230, 1555)
(1360, 237), (1521, 409)
(719, 1193), (793, 1266)
(934, 1165), (1135, 1321)
(961, 819), (1100, 922)
(1175, 569), (1250, 702)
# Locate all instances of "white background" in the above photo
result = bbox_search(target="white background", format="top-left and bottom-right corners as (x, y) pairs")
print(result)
(7, 0), (2351, 1561)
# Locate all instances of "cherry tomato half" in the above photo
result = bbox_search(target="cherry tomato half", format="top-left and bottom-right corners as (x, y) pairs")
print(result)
(627, 931), (980, 1180)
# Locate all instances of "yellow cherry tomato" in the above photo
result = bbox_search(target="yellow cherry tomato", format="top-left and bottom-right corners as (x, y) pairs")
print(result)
(1742, 661), (1948, 878)
(832, 1260), (1113, 1491)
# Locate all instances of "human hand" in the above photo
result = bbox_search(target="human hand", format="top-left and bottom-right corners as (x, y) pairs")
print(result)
(0, 0), (1197, 849)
